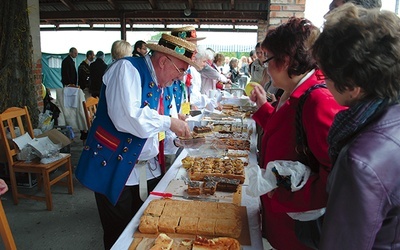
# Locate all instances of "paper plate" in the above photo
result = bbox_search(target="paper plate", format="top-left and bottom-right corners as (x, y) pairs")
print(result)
(244, 82), (260, 96)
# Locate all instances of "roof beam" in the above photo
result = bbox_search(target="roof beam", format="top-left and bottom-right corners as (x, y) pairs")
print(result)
(40, 10), (267, 20)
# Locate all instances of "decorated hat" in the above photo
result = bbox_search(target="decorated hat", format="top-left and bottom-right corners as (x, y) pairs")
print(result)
(146, 33), (200, 70)
(170, 26), (206, 41)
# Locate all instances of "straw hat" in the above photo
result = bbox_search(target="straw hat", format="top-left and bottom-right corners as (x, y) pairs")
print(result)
(170, 26), (206, 41)
(146, 33), (200, 70)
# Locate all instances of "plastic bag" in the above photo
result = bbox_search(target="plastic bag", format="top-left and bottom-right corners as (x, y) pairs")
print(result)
(38, 110), (54, 132)
(246, 160), (311, 197)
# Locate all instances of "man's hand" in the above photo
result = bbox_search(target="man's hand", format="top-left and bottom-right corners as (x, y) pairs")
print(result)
(170, 117), (190, 138)
(178, 113), (187, 121)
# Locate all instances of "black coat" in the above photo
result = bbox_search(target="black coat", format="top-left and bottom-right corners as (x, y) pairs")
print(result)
(78, 60), (91, 90)
(89, 58), (107, 97)
(61, 56), (77, 86)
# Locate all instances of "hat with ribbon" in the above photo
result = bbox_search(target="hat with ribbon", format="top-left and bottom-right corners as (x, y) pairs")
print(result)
(170, 26), (206, 41)
(146, 33), (200, 70)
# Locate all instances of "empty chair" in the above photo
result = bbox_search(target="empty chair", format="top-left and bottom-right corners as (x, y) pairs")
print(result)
(0, 106), (74, 211)
(82, 97), (99, 130)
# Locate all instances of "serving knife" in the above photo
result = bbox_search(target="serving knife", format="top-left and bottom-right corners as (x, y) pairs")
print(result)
(150, 191), (219, 202)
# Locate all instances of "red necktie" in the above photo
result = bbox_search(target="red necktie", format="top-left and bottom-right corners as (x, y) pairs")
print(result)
(158, 89), (165, 174)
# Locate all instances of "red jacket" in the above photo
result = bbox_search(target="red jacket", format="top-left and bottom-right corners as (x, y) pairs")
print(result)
(252, 70), (345, 249)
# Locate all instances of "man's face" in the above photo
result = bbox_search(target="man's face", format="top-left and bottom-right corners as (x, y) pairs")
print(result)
(71, 49), (78, 58)
(88, 53), (95, 62)
(158, 55), (189, 87)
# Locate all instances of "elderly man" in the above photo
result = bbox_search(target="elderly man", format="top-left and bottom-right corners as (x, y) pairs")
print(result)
(75, 34), (198, 249)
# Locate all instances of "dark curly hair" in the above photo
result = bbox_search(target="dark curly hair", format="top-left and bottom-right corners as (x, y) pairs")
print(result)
(313, 4), (400, 101)
(261, 17), (320, 78)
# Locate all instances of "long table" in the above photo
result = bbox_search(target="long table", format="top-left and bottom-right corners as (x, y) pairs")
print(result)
(112, 120), (263, 249)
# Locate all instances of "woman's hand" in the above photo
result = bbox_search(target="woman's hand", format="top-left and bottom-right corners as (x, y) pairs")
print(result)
(0, 179), (8, 195)
(250, 83), (268, 108)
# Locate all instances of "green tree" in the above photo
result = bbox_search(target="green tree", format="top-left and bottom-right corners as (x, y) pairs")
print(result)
(0, 0), (38, 125)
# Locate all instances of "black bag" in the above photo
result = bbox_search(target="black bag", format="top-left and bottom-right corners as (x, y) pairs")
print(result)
(294, 84), (327, 249)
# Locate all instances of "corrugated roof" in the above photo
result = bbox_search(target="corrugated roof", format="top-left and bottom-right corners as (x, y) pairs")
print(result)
(39, 0), (270, 32)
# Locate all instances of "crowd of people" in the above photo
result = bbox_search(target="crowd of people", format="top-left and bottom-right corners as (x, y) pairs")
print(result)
(58, 0), (400, 249)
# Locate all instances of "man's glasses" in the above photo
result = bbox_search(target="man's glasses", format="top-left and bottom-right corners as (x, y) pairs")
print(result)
(166, 56), (187, 76)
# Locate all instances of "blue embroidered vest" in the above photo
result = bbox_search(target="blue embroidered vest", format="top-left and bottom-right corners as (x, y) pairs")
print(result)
(75, 57), (172, 205)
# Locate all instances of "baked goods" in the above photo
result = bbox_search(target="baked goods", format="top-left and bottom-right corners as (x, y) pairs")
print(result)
(176, 217), (199, 234)
(187, 180), (202, 195)
(193, 126), (212, 134)
(138, 199), (242, 238)
(192, 235), (241, 250)
(149, 233), (173, 250)
(138, 215), (159, 234)
(182, 156), (245, 183)
(158, 215), (180, 233)
(202, 181), (217, 195)
(204, 176), (240, 193)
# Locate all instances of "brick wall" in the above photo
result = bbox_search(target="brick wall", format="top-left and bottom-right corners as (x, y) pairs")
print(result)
(33, 59), (44, 110)
(257, 0), (306, 42)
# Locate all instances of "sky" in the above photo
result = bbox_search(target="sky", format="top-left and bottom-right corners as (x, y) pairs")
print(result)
(40, 0), (397, 54)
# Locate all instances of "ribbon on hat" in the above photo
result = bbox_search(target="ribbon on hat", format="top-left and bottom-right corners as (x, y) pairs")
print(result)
(178, 32), (187, 39)
(158, 38), (194, 59)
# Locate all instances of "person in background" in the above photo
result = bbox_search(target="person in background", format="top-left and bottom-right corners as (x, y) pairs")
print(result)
(248, 17), (345, 250)
(222, 56), (230, 74)
(248, 49), (257, 75)
(75, 33), (196, 250)
(313, 4), (400, 249)
(78, 50), (94, 90)
(327, 0), (381, 13)
(111, 40), (133, 60)
(239, 55), (250, 77)
(61, 47), (78, 87)
(228, 57), (241, 86)
(250, 42), (268, 85)
(132, 40), (147, 57)
(89, 51), (107, 98)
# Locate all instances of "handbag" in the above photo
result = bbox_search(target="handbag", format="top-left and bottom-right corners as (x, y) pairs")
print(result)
(294, 83), (327, 249)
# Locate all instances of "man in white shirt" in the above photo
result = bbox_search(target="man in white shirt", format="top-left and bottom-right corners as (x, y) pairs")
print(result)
(75, 34), (198, 249)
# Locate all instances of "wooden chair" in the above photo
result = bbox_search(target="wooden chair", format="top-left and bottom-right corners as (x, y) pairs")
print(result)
(82, 97), (98, 130)
(0, 199), (16, 250)
(0, 107), (74, 211)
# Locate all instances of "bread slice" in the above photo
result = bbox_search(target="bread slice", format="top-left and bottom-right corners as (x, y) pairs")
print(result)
(158, 215), (180, 233)
(138, 215), (159, 234)
(149, 233), (173, 250)
(176, 217), (199, 234)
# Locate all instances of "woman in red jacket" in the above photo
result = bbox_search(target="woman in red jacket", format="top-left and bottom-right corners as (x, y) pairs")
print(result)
(249, 17), (345, 249)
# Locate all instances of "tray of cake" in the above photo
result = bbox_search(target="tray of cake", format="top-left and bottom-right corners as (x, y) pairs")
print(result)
(134, 199), (250, 246)
(181, 156), (246, 184)
(129, 233), (241, 250)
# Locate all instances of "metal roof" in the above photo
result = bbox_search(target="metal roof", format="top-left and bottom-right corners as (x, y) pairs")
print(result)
(39, 0), (270, 32)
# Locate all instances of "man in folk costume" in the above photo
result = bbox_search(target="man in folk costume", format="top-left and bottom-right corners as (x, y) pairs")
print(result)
(170, 26), (223, 111)
(75, 34), (199, 249)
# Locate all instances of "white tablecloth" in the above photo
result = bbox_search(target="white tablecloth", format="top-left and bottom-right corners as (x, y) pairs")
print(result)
(111, 119), (263, 249)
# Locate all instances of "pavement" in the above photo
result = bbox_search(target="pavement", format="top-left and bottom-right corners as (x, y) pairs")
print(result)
(0, 131), (104, 250)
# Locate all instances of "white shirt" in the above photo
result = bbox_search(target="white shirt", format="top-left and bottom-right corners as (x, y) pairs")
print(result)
(102, 58), (171, 185)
